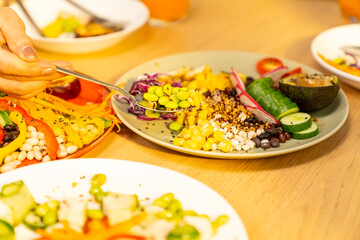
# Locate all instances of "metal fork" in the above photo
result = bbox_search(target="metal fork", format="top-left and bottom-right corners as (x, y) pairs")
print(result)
(64, 0), (124, 31)
(56, 66), (195, 113)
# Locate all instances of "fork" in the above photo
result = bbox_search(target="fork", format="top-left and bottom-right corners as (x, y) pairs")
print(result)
(64, 0), (124, 31)
(55, 66), (194, 113)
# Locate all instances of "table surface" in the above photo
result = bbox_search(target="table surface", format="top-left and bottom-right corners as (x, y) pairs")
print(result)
(35, 0), (359, 239)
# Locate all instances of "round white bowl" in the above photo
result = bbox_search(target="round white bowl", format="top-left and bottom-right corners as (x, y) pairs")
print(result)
(10, 0), (149, 54)
(311, 24), (360, 90)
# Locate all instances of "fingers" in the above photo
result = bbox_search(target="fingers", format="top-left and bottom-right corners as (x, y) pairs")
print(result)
(0, 48), (55, 77)
(51, 60), (74, 71)
(0, 77), (49, 99)
(0, 7), (38, 62)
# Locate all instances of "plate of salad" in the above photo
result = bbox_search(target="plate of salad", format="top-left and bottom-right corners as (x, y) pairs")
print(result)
(311, 23), (360, 89)
(0, 158), (248, 240)
(111, 50), (348, 159)
(0, 77), (120, 173)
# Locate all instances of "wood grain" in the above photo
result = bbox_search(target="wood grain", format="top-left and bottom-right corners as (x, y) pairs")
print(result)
(36, 0), (359, 239)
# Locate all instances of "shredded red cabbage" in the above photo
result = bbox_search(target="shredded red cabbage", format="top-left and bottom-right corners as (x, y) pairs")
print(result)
(116, 73), (179, 121)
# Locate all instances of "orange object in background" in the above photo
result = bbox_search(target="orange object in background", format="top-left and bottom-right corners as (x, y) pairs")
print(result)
(338, 0), (360, 22)
(141, 0), (190, 22)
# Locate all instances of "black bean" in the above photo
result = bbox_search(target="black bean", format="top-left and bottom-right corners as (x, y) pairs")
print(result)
(245, 117), (255, 123)
(260, 139), (271, 149)
(3, 133), (11, 142)
(270, 137), (280, 148)
(285, 132), (291, 140)
(4, 124), (16, 132)
(278, 132), (286, 143)
(231, 88), (237, 96)
(267, 127), (279, 136)
(258, 132), (270, 139)
(224, 87), (232, 96)
(10, 131), (19, 141)
(253, 137), (261, 147)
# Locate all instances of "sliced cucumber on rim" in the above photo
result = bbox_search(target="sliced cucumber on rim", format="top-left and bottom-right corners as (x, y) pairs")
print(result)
(291, 121), (319, 139)
(280, 112), (312, 133)
(0, 111), (12, 127)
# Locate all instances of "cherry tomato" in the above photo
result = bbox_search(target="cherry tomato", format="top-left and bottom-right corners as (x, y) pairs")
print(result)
(281, 67), (302, 78)
(256, 58), (284, 74)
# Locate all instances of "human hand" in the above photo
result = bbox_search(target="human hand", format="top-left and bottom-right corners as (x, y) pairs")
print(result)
(0, 7), (74, 98)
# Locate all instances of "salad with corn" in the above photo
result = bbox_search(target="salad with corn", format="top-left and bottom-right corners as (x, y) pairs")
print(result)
(0, 174), (228, 240)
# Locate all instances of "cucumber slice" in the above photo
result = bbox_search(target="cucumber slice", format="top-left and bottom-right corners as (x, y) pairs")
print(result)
(291, 121), (319, 139)
(0, 181), (23, 197)
(280, 112), (312, 133)
(0, 111), (12, 127)
(23, 211), (46, 230)
(0, 219), (14, 240)
(0, 181), (36, 225)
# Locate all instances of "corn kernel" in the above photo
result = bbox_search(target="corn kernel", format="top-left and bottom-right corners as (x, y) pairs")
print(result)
(186, 115), (196, 126)
(214, 130), (225, 142)
(173, 137), (185, 146)
(198, 110), (208, 120)
(192, 128), (201, 136)
(218, 140), (232, 152)
(197, 119), (208, 127)
(201, 125), (214, 137)
(191, 135), (206, 146)
(176, 112), (186, 124)
(203, 141), (213, 151)
(53, 127), (64, 136)
(180, 129), (192, 140)
(188, 140), (203, 150)
(207, 137), (216, 144)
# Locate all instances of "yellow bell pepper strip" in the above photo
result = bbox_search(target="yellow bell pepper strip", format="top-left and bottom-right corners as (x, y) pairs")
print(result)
(0, 100), (59, 160)
(0, 111), (27, 164)
(63, 125), (83, 149)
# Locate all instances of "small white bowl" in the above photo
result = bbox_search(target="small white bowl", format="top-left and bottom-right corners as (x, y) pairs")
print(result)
(311, 24), (360, 90)
(10, 0), (149, 54)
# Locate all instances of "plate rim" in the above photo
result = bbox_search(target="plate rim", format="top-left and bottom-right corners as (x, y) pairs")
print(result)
(311, 23), (360, 84)
(0, 157), (249, 240)
(111, 50), (349, 159)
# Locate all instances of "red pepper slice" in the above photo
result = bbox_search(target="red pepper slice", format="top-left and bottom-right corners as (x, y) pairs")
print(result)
(281, 67), (302, 79)
(256, 57), (284, 75)
(0, 126), (4, 142)
(0, 99), (59, 160)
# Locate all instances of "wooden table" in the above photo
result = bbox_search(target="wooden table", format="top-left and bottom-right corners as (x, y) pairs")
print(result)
(37, 0), (360, 239)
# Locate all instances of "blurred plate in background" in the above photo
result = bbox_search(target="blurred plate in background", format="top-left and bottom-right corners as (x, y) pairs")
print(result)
(10, 0), (149, 53)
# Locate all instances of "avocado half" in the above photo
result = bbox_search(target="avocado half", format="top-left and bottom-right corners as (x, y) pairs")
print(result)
(279, 73), (340, 112)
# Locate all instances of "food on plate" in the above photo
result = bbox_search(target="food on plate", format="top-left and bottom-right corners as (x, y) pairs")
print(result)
(256, 57), (284, 75)
(0, 90), (120, 173)
(46, 76), (81, 100)
(42, 12), (119, 38)
(279, 73), (340, 112)
(246, 77), (299, 120)
(0, 174), (228, 240)
(318, 53), (360, 77)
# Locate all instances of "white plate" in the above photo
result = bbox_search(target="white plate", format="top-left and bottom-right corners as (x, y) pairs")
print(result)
(10, 0), (149, 54)
(0, 158), (247, 240)
(111, 50), (349, 159)
(311, 24), (360, 89)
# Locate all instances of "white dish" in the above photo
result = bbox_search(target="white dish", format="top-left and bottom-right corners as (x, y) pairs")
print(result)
(0, 158), (248, 240)
(311, 23), (360, 89)
(111, 50), (349, 159)
(10, 0), (149, 54)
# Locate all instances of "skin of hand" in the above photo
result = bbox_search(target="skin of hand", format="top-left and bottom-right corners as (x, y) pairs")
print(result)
(0, 7), (74, 99)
